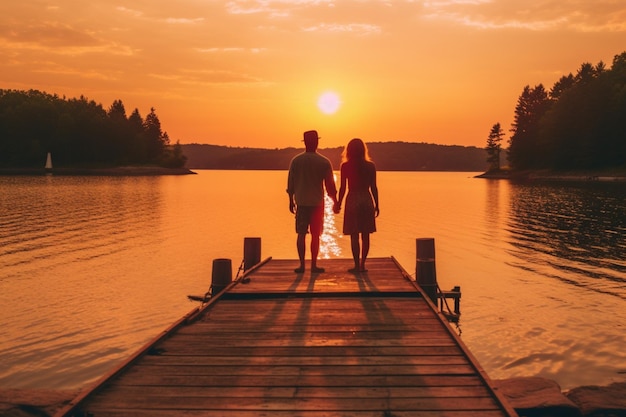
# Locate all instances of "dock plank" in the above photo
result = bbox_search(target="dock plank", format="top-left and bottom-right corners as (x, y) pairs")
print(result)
(87, 385), (495, 399)
(79, 411), (507, 417)
(58, 257), (518, 417)
(136, 355), (470, 366)
(110, 374), (489, 388)
(84, 396), (503, 411)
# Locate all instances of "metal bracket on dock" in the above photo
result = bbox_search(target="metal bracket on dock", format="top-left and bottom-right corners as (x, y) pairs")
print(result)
(438, 285), (461, 323)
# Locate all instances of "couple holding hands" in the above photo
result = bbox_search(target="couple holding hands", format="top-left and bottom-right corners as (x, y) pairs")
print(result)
(287, 130), (379, 274)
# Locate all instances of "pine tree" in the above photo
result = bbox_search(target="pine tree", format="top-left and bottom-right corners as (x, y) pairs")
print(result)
(508, 84), (550, 169)
(143, 107), (165, 162)
(486, 123), (504, 171)
(107, 99), (127, 120)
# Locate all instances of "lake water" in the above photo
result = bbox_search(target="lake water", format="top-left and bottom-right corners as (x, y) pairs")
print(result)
(1, 170), (625, 391)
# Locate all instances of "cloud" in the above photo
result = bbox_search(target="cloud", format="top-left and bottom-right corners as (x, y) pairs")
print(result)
(150, 68), (269, 86)
(0, 22), (101, 48)
(195, 47), (267, 54)
(116, 6), (144, 18)
(0, 20), (138, 57)
(302, 22), (381, 35)
(165, 17), (205, 24)
(422, 0), (626, 32)
(225, 0), (334, 17)
(31, 61), (117, 81)
(116, 5), (205, 25)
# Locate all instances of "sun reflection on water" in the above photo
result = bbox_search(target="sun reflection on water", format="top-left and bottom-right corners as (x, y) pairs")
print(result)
(319, 194), (341, 259)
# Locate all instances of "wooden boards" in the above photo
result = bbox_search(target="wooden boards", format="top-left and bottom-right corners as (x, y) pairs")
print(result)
(60, 258), (517, 417)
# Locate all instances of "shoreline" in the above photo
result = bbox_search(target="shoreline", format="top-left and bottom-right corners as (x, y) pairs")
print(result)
(475, 169), (626, 182)
(2, 378), (624, 417)
(0, 166), (196, 176)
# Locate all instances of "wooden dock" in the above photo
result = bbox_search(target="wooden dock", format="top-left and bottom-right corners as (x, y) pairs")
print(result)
(57, 257), (518, 417)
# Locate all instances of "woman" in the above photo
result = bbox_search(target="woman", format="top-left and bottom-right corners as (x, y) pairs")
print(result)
(334, 138), (379, 273)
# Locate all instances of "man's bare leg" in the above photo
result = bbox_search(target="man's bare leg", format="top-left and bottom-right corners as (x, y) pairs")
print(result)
(295, 233), (306, 273)
(310, 233), (324, 273)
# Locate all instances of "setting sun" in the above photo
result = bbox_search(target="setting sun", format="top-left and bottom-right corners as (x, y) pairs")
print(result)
(317, 91), (342, 115)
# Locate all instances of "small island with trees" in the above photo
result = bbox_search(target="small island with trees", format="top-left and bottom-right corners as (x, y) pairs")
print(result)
(0, 90), (190, 175)
(480, 51), (626, 181)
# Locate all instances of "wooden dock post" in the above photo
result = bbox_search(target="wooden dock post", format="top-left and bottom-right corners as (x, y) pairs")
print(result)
(452, 285), (461, 314)
(211, 258), (232, 294)
(416, 238), (437, 303)
(243, 237), (261, 270)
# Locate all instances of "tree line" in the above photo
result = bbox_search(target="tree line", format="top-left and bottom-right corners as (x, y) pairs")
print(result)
(0, 89), (186, 168)
(182, 142), (489, 171)
(486, 51), (626, 171)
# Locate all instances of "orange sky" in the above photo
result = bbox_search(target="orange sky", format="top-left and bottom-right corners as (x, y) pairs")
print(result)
(2, 2), (625, 149)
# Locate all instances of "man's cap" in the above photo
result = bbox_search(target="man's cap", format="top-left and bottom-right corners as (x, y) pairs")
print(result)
(303, 130), (320, 142)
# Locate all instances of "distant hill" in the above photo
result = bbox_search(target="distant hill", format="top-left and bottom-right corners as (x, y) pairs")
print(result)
(182, 142), (489, 172)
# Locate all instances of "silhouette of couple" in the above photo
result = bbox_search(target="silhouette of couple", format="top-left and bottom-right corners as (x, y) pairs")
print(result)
(287, 130), (379, 274)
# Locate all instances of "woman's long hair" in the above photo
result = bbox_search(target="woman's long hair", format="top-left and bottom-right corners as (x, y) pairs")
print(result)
(341, 138), (372, 164)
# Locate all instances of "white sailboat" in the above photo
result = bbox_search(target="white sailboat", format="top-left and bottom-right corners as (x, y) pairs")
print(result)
(45, 152), (53, 173)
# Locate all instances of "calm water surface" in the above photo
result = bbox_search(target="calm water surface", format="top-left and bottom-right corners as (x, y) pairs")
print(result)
(0, 171), (624, 391)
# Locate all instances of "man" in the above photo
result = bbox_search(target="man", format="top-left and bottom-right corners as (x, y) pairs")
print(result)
(287, 130), (338, 273)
